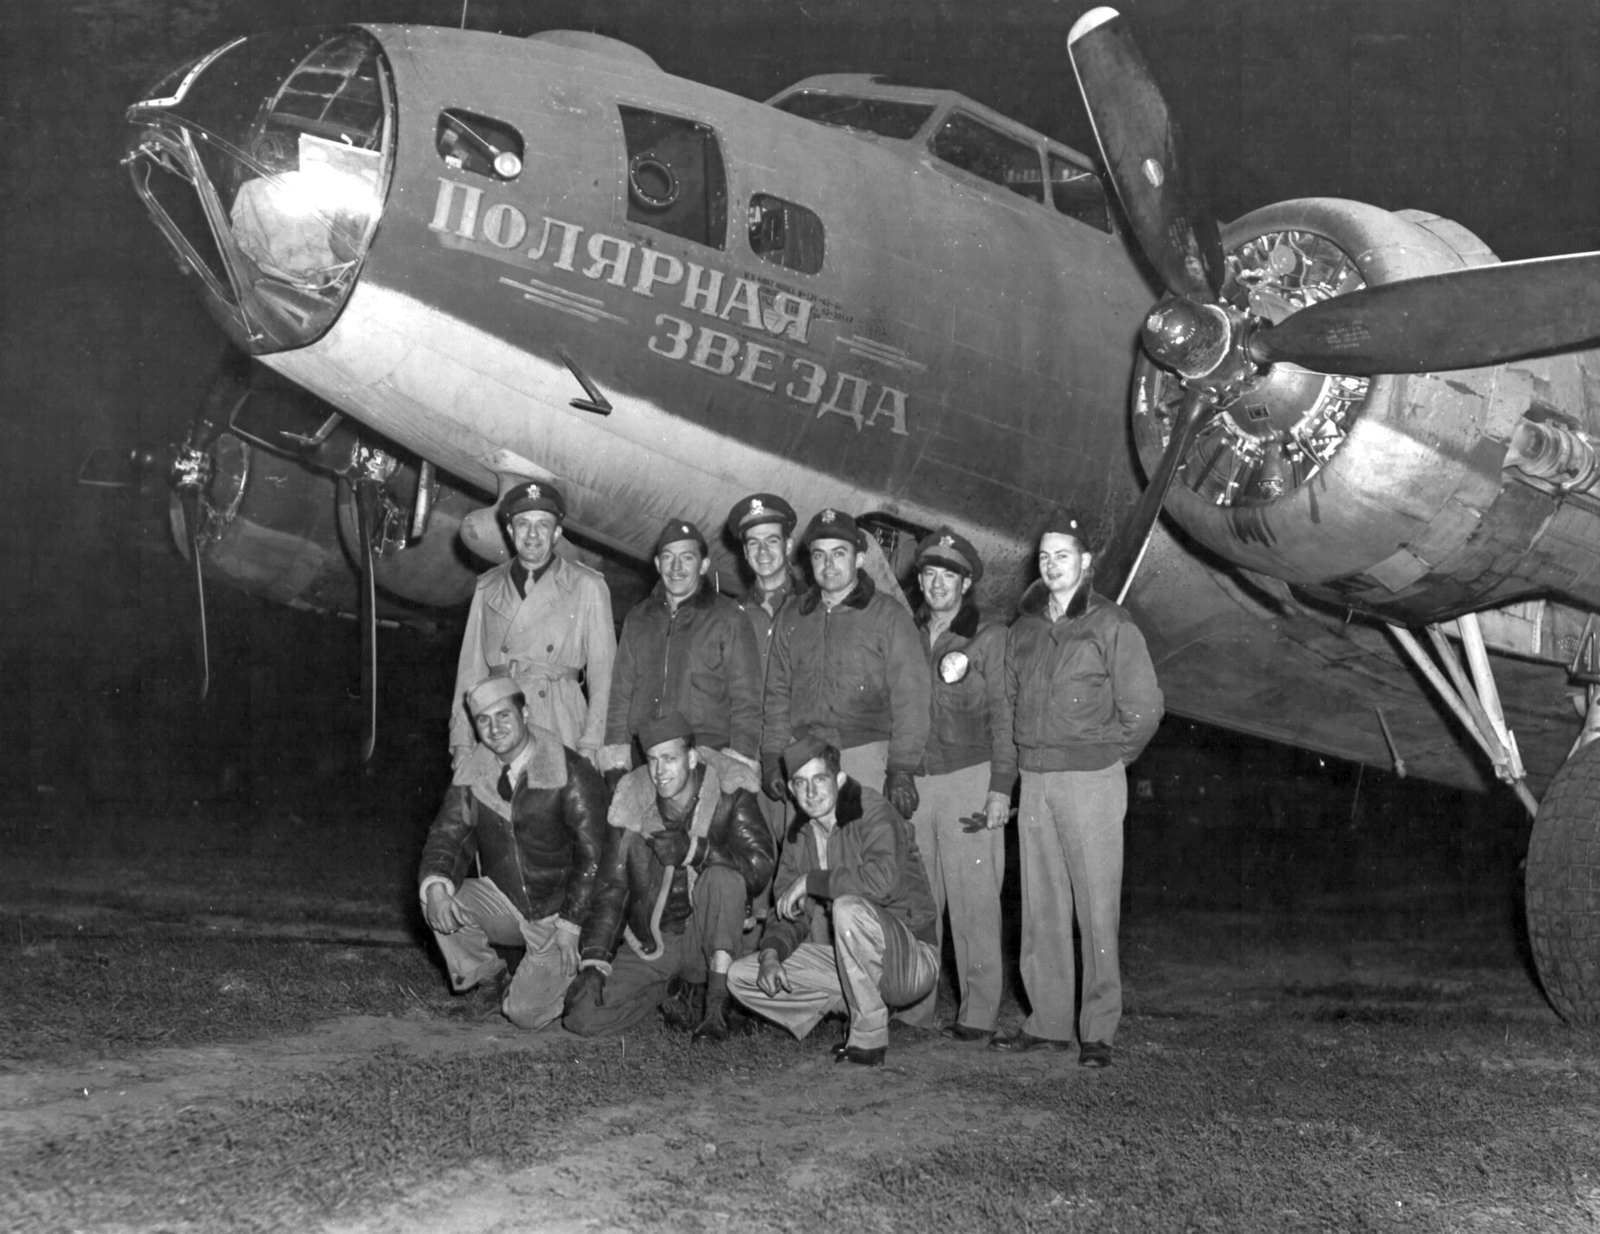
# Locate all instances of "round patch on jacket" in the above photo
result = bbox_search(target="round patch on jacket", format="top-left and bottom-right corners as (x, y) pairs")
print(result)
(938, 650), (970, 683)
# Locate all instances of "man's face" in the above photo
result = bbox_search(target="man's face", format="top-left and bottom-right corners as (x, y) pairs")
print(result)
(510, 510), (561, 569)
(472, 697), (531, 758)
(656, 539), (708, 602)
(788, 756), (845, 820)
(1038, 533), (1091, 597)
(647, 738), (699, 799)
(809, 537), (862, 599)
(742, 523), (791, 587)
(919, 564), (971, 616)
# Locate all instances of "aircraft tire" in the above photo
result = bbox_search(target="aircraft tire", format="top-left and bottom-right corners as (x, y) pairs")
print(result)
(1525, 738), (1600, 1025)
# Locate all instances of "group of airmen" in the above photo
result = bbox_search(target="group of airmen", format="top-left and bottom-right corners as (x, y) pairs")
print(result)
(420, 479), (1164, 1067)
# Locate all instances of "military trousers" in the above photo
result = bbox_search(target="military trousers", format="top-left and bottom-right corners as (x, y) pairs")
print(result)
(564, 865), (750, 1037)
(728, 895), (938, 1050)
(430, 877), (573, 1029)
(903, 760), (1005, 1031)
(1017, 763), (1126, 1045)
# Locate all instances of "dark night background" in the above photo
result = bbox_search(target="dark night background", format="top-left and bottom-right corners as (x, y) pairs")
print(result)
(2, 0), (1594, 941)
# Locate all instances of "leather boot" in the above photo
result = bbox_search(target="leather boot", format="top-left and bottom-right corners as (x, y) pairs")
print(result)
(691, 974), (732, 1043)
(660, 976), (703, 1032)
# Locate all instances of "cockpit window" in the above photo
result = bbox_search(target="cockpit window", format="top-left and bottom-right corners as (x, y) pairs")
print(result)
(619, 106), (727, 249)
(774, 92), (935, 140)
(1048, 154), (1111, 232)
(749, 194), (824, 274)
(930, 112), (1045, 203)
(437, 110), (524, 180)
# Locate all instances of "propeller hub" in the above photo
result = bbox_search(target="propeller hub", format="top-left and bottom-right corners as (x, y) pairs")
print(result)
(1141, 298), (1232, 380)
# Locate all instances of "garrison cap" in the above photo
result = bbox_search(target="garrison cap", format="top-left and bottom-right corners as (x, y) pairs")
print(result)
(783, 722), (842, 778)
(497, 480), (566, 523)
(466, 666), (523, 716)
(638, 711), (696, 753)
(915, 527), (983, 585)
(727, 493), (797, 540)
(798, 508), (865, 552)
(651, 518), (709, 558)
(1038, 508), (1090, 550)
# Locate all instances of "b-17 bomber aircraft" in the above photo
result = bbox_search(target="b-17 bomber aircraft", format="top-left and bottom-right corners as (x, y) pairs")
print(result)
(122, 10), (1600, 1021)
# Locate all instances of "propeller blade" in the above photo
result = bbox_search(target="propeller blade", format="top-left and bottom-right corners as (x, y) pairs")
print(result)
(353, 478), (380, 764)
(171, 491), (211, 701)
(1100, 386), (1220, 603)
(1067, 7), (1224, 299)
(1251, 250), (1600, 376)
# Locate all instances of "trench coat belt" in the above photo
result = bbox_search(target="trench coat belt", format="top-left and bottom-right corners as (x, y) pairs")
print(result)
(507, 659), (583, 682)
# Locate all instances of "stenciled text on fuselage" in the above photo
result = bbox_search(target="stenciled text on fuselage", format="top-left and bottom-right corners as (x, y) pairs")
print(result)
(429, 178), (910, 436)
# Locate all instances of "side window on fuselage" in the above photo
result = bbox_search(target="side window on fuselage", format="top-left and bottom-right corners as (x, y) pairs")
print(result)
(619, 106), (727, 249)
(749, 194), (825, 274)
(436, 109), (524, 181)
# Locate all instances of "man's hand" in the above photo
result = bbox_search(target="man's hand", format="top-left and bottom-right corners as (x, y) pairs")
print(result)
(644, 828), (691, 867)
(564, 967), (606, 1015)
(983, 790), (1011, 830)
(423, 883), (467, 934)
(756, 950), (792, 997)
(762, 757), (788, 802)
(775, 875), (810, 921)
(595, 743), (633, 773)
(885, 770), (920, 819)
(554, 930), (579, 977)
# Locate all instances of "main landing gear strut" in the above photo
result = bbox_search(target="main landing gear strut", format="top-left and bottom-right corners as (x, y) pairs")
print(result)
(1389, 614), (1600, 1024)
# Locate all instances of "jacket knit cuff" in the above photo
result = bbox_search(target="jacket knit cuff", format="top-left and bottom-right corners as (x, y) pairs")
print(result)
(805, 869), (831, 897)
(988, 770), (1018, 796)
(578, 957), (612, 976)
(418, 875), (454, 909)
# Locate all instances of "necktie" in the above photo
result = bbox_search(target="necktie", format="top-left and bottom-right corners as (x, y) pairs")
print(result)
(498, 765), (515, 802)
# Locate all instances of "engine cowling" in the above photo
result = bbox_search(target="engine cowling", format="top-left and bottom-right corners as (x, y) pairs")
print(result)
(183, 429), (479, 624)
(1135, 198), (1600, 624)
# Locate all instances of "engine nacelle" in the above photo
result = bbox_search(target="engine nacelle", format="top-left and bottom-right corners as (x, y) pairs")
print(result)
(1135, 198), (1600, 624)
(186, 430), (480, 624)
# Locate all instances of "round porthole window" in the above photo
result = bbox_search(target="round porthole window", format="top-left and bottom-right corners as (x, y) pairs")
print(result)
(628, 153), (678, 210)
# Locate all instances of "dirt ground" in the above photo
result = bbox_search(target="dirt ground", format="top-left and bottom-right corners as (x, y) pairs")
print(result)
(4, 893), (1597, 1232)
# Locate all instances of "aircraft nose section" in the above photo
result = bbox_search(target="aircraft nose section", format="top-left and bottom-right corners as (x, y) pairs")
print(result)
(124, 28), (394, 355)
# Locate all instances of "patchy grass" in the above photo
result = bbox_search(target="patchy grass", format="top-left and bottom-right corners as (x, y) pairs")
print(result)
(0, 924), (442, 1063)
(2, 913), (1597, 1233)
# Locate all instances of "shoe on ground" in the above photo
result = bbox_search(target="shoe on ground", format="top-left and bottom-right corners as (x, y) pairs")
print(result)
(987, 1029), (1073, 1054)
(447, 971), (506, 1020)
(1078, 1040), (1113, 1068)
(659, 977), (704, 1032)
(691, 990), (732, 1043)
(832, 1042), (886, 1066)
(940, 1023), (993, 1043)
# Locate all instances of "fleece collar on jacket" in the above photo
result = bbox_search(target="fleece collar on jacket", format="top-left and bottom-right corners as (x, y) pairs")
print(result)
(1017, 579), (1094, 623)
(789, 775), (863, 841)
(916, 597), (980, 640)
(453, 727), (568, 820)
(798, 571), (876, 616)
(644, 575), (715, 615)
